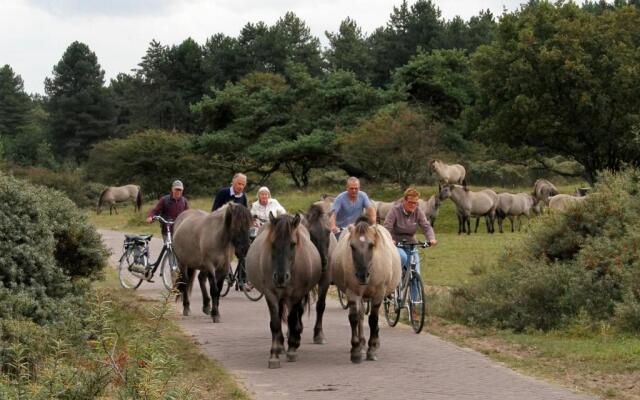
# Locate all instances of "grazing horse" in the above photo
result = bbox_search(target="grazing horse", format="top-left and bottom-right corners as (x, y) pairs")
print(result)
(172, 203), (253, 322)
(302, 204), (337, 345)
(418, 194), (441, 227)
(439, 184), (497, 235)
(430, 160), (466, 185)
(496, 193), (538, 233)
(532, 179), (559, 213)
(331, 217), (401, 363)
(96, 184), (142, 215)
(549, 194), (588, 212)
(375, 198), (402, 223)
(246, 213), (322, 369)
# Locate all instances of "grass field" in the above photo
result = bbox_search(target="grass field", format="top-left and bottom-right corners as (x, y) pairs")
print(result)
(87, 183), (640, 400)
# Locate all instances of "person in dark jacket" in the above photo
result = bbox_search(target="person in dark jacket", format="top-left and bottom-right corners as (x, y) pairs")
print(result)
(146, 180), (189, 240)
(211, 173), (248, 211)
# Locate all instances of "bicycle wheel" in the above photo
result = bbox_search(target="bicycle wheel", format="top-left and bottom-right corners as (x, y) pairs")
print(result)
(160, 249), (179, 291)
(219, 266), (234, 297)
(337, 287), (349, 309)
(383, 286), (401, 327)
(408, 273), (426, 334)
(118, 249), (143, 290)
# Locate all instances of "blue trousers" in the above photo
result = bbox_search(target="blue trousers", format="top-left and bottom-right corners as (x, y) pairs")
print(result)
(396, 247), (422, 302)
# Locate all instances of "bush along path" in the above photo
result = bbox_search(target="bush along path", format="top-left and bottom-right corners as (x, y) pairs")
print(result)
(100, 229), (596, 400)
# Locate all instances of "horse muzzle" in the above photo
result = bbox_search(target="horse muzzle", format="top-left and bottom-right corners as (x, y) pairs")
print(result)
(355, 272), (370, 285)
(273, 271), (291, 288)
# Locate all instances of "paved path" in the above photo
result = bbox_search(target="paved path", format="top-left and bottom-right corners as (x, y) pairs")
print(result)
(100, 229), (597, 400)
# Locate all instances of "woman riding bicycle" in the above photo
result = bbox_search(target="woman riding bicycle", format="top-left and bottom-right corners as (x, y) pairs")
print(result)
(383, 187), (437, 302)
(250, 186), (286, 228)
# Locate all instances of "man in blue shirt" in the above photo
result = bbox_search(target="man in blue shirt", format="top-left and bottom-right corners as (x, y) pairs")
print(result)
(330, 177), (377, 236)
(211, 173), (248, 211)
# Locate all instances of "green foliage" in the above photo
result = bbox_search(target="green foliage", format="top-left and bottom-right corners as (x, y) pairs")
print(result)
(454, 168), (640, 331)
(325, 18), (373, 82)
(470, 2), (640, 183)
(393, 49), (474, 121)
(86, 130), (222, 197)
(338, 103), (442, 188)
(0, 65), (31, 137)
(0, 174), (107, 323)
(45, 41), (116, 160)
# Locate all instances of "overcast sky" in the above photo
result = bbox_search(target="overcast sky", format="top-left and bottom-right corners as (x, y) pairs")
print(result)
(1, 0), (529, 95)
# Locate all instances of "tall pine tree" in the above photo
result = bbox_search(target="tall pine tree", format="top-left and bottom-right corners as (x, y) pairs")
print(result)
(0, 65), (31, 137)
(45, 41), (115, 160)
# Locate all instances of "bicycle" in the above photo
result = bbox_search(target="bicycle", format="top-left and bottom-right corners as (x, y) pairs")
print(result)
(219, 217), (264, 301)
(118, 216), (179, 291)
(336, 287), (371, 314)
(384, 240), (430, 333)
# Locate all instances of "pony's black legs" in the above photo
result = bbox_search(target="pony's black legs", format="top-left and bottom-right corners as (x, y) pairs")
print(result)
(180, 267), (193, 316)
(457, 213), (464, 234)
(208, 271), (221, 323)
(267, 298), (284, 369)
(498, 215), (504, 233)
(348, 299), (364, 363)
(313, 271), (330, 344)
(198, 271), (211, 315)
(474, 217), (480, 233)
(366, 301), (382, 361)
(287, 301), (304, 362)
(465, 215), (471, 235)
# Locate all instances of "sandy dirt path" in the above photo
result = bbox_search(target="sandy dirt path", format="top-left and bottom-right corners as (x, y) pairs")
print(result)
(100, 229), (596, 400)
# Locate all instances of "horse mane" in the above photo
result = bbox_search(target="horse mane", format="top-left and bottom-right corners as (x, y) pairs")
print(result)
(305, 204), (325, 225)
(222, 203), (252, 244)
(353, 216), (371, 235)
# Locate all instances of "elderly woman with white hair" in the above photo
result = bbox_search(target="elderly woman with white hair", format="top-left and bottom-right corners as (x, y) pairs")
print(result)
(250, 186), (287, 225)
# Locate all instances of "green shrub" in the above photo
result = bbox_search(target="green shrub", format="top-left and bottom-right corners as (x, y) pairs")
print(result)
(3, 164), (105, 208)
(0, 173), (107, 323)
(453, 168), (640, 331)
(86, 130), (224, 198)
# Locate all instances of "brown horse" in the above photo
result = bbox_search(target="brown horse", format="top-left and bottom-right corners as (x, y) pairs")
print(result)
(172, 203), (253, 322)
(331, 217), (401, 363)
(302, 204), (337, 345)
(246, 213), (322, 368)
(97, 184), (142, 215)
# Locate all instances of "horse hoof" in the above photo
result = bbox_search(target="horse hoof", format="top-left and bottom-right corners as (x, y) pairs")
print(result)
(212, 315), (221, 323)
(202, 306), (211, 315)
(268, 359), (281, 369)
(313, 335), (327, 345)
(350, 353), (363, 364)
(366, 352), (378, 361)
(286, 352), (298, 362)
(276, 347), (285, 355)
(183, 308), (190, 316)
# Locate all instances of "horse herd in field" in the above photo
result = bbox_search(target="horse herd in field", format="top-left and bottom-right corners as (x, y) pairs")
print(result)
(99, 161), (590, 368)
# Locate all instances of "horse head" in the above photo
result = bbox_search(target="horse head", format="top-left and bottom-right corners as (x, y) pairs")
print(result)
(269, 213), (301, 288)
(438, 184), (453, 201)
(223, 203), (253, 259)
(348, 216), (377, 285)
(304, 204), (331, 272)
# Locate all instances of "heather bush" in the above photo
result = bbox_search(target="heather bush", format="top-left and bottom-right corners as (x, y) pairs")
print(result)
(453, 168), (640, 331)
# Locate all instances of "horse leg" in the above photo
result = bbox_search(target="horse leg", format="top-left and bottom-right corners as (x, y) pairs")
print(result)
(208, 270), (221, 323)
(510, 216), (515, 233)
(287, 301), (304, 362)
(313, 271), (330, 344)
(199, 271), (211, 315)
(474, 217), (480, 233)
(466, 215), (471, 235)
(457, 213), (463, 235)
(267, 298), (283, 369)
(366, 302), (382, 361)
(348, 299), (363, 363)
(181, 268), (192, 316)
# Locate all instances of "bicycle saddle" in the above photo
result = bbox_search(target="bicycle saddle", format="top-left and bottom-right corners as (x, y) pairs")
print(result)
(125, 234), (153, 242)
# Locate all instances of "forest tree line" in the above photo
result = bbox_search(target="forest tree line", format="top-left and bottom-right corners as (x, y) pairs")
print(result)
(2, 0), (640, 196)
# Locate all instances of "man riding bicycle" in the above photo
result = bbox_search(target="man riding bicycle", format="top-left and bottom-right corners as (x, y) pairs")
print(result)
(330, 177), (376, 239)
(146, 180), (189, 240)
(383, 188), (437, 318)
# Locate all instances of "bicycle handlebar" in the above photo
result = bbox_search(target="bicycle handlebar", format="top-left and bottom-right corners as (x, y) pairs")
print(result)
(396, 240), (430, 249)
(152, 215), (174, 225)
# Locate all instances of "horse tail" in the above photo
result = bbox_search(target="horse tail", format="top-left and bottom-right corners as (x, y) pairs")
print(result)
(97, 187), (109, 214)
(136, 186), (143, 212)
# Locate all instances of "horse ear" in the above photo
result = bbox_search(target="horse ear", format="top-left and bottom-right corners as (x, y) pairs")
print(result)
(269, 211), (277, 225)
(292, 213), (301, 228)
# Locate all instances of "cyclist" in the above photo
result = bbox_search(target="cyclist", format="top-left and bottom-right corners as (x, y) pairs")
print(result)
(146, 180), (189, 240)
(383, 188), (437, 319)
(212, 173), (248, 211)
(330, 177), (376, 239)
(250, 186), (286, 226)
